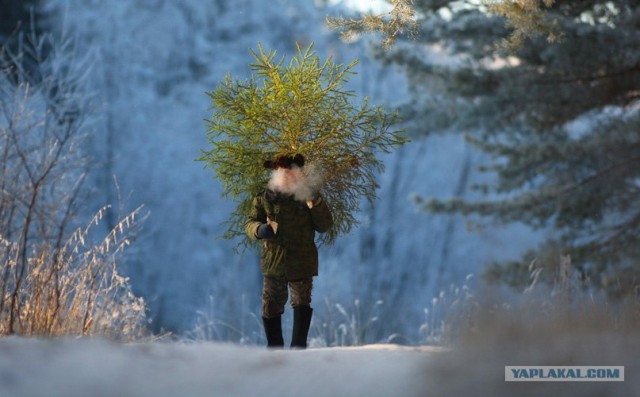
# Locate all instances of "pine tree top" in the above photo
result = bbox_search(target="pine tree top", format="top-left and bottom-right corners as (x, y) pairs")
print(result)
(198, 43), (407, 249)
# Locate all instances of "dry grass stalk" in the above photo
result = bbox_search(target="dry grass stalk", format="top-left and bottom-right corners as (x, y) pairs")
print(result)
(0, 206), (147, 340)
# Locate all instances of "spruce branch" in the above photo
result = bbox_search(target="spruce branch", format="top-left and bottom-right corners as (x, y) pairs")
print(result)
(326, 0), (418, 48)
(486, 0), (563, 51)
(327, 0), (563, 50)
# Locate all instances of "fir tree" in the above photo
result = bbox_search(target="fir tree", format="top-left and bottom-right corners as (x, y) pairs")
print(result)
(198, 44), (406, 248)
(336, 1), (640, 295)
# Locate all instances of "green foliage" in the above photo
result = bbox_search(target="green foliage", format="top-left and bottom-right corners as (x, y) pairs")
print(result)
(198, 43), (406, 248)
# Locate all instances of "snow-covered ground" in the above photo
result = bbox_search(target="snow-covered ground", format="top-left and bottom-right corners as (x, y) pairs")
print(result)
(2, 322), (638, 397)
(0, 338), (437, 397)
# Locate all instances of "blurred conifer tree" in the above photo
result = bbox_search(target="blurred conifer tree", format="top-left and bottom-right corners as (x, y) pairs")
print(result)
(332, 1), (640, 296)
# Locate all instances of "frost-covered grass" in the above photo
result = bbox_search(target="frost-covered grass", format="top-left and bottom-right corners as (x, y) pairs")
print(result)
(0, 29), (148, 340)
(185, 293), (420, 347)
(425, 290), (640, 396)
(184, 294), (263, 345)
(311, 298), (394, 347)
(0, 208), (148, 340)
(419, 273), (477, 346)
(417, 255), (640, 395)
(185, 295), (398, 347)
(184, 285), (475, 347)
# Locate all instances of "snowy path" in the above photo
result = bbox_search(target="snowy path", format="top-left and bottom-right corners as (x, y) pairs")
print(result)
(0, 338), (440, 397)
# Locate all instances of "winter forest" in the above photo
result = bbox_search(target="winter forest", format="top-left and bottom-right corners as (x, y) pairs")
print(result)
(1, 0), (640, 396)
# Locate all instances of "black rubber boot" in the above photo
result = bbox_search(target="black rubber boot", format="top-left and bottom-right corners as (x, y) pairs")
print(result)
(290, 306), (313, 349)
(262, 316), (284, 349)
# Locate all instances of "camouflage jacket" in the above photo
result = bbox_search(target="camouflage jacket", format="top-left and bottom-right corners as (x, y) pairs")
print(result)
(245, 190), (333, 280)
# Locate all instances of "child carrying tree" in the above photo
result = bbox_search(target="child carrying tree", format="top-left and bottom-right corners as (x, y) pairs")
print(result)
(198, 44), (405, 348)
(245, 153), (333, 348)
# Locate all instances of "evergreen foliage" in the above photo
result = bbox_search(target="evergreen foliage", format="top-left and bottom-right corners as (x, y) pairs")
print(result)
(487, 0), (561, 51)
(375, 1), (640, 295)
(326, 0), (418, 48)
(198, 44), (406, 248)
(327, 0), (560, 50)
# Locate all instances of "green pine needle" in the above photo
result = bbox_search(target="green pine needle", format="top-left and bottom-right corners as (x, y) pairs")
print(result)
(197, 43), (407, 249)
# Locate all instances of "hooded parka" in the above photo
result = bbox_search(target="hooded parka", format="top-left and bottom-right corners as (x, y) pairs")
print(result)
(245, 189), (333, 280)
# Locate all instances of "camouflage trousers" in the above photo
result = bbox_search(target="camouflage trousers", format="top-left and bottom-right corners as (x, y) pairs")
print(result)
(262, 276), (313, 319)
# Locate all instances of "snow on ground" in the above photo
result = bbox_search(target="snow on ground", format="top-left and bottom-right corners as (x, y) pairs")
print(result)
(0, 338), (438, 397)
(2, 316), (638, 397)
